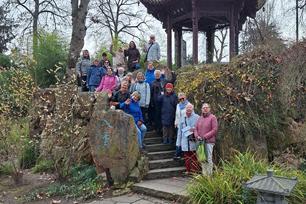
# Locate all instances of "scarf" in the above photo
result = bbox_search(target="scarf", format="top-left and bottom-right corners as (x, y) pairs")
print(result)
(179, 99), (189, 110)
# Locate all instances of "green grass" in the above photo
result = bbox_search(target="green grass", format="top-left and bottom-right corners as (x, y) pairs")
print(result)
(187, 151), (306, 204)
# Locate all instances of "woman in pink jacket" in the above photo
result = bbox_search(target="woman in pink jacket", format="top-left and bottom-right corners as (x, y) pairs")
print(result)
(194, 103), (218, 176)
(96, 67), (118, 93)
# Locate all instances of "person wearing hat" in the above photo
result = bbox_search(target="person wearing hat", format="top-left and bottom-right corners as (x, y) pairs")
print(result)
(158, 83), (178, 144)
(120, 91), (147, 150)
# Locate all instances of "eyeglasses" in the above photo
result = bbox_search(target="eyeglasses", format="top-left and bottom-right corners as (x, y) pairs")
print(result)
(202, 107), (210, 109)
(179, 98), (184, 101)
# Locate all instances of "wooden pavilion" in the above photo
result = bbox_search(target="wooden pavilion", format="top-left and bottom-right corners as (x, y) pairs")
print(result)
(140, 0), (266, 68)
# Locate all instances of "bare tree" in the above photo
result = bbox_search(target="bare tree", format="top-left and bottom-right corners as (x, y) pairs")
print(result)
(91, 0), (149, 44)
(214, 29), (228, 63)
(240, 0), (284, 52)
(67, 0), (90, 70)
(0, 4), (17, 53)
(12, 0), (68, 50)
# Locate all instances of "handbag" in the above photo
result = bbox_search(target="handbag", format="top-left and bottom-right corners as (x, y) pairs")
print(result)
(184, 117), (196, 142)
(196, 141), (206, 162)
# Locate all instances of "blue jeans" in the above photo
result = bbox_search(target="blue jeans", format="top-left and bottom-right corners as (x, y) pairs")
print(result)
(136, 123), (147, 149)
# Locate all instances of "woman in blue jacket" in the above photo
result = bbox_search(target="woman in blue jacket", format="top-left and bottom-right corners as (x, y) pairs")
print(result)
(120, 91), (147, 150)
(86, 59), (105, 92)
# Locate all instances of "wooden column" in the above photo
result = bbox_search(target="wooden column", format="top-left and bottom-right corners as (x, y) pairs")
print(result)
(235, 30), (239, 55)
(192, 0), (198, 65)
(166, 14), (172, 69)
(229, 5), (237, 60)
(206, 29), (215, 63)
(175, 28), (182, 68)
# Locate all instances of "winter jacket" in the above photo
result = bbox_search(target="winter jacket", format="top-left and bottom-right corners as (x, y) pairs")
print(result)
(158, 92), (178, 126)
(111, 90), (130, 109)
(145, 68), (155, 86)
(151, 78), (165, 107)
(194, 113), (218, 143)
(174, 101), (191, 127)
(124, 47), (140, 71)
(130, 81), (151, 108)
(86, 65), (105, 86)
(177, 112), (200, 151)
(76, 57), (91, 76)
(120, 98), (143, 123)
(96, 75), (118, 92)
(145, 42), (160, 62)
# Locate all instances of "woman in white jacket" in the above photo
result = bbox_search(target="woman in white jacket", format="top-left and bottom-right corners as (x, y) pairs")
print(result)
(174, 92), (190, 160)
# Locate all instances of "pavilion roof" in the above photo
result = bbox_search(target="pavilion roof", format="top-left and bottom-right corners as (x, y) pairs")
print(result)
(141, 0), (266, 10)
(140, 0), (266, 32)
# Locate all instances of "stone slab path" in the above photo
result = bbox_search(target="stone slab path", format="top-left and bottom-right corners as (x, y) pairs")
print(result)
(84, 193), (172, 204)
(132, 177), (191, 203)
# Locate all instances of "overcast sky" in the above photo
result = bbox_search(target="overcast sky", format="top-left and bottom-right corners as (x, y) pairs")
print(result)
(83, 0), (305, 63)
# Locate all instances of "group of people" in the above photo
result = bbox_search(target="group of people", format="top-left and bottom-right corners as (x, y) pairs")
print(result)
(76, 34), (218, 178)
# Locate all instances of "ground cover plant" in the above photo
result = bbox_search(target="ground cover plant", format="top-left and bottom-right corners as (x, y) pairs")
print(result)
(187, 151), (306, 204)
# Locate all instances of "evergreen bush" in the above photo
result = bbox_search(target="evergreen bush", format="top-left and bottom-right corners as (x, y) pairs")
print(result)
(32, 31), (67, 88)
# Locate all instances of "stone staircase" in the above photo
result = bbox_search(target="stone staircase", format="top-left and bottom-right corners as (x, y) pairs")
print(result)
(132, 131), (189, 203)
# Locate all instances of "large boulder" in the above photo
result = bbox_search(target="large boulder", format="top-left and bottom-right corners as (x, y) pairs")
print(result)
(88, 94), (139, 183)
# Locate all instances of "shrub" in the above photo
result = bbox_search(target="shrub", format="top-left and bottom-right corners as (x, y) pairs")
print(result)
(187, 151), (306, 204)
(0, 53), (12, 68)
(32, 159), (54, 173)
(25, 165), (103, 201)
(0, 162), (13, 175)
(0, 68), (35, 117)
(32, 31), (68, 88)
(0, 117), (33, 184)
(20, 142), (39, 169)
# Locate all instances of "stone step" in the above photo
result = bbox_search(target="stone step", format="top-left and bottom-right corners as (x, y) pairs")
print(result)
(145, 167), (186, 180)
(147, 150), (176, 160)
(132, 177), (190, 203)
(146, 144), (175, 152)
(145, 131), (160, 139)
(149, 158), (184, 170)
(144, 137), (162, 145)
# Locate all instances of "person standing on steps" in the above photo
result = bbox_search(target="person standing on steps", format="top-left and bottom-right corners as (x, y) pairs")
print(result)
(98, 52), (111, 67)
(110, 44), (125, 72)
(150, 70), (165, 133)
(124, 41), (140, 72)
(178, 103), (200, 174)
(130, 72), (151, 127)
(195, 103), (218, 176)
(86, 59), (105, 92)
(174, 92), (190, 160)
(76, 49), (91, 92)
(158, 83), (178, 144)
(144, 34), (160, 68)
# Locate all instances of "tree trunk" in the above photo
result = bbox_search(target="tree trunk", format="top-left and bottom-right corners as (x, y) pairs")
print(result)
(32, 0), (39, 56)
(67, 0), (90, 71)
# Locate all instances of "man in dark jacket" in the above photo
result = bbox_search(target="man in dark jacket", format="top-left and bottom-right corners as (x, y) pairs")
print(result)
(110, 81), (130, 109)
(150, 70), (165, 133)
(158, 83), (178, 144)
